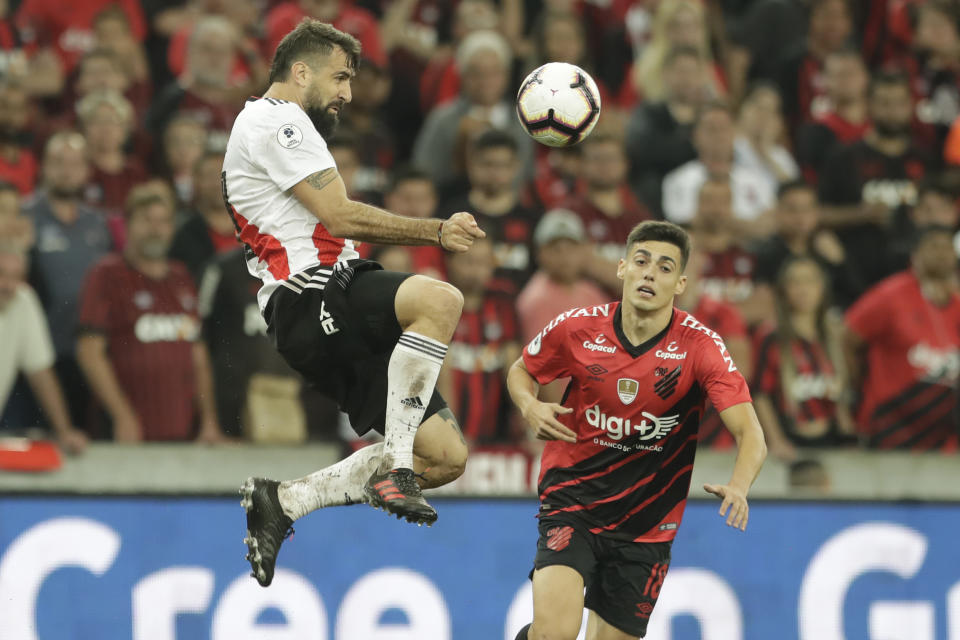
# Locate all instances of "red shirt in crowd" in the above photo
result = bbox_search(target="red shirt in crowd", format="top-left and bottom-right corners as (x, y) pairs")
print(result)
(699, 247), (756, 306)
(15, 0), (146, 70)
(562, 188), (652, 264)
(523, 303), (751, 542)
(265, 1), (385, 66)
(449, 292), (519, 442)
(845, 271), (960, 450)
(86, 158), (149, 217)
(77, 255), (201, 441)
(0, 146), (37, 196)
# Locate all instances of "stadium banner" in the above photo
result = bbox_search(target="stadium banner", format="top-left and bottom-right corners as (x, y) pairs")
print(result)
(0, 497), (958, 640)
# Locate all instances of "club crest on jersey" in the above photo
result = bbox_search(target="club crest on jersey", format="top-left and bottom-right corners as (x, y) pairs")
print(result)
(277, 123), (303, 149)
(617, 378), (639, 404)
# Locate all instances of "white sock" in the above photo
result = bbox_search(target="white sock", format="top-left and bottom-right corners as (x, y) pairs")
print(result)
(277, 443), (383, 521)
(381, 331), (448, 471)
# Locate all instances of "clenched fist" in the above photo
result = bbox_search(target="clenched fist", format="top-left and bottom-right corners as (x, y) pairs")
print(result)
(440, 212), (486, 252)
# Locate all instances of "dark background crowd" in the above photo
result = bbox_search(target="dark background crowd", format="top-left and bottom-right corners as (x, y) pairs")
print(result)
(0, 0), (958, 469)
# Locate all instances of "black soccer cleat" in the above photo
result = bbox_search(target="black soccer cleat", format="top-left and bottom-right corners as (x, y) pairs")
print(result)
(240, 477), (294, 587)
(364, 468), (438, 526)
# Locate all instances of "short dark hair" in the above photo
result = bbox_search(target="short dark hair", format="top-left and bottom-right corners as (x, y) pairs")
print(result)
(911, 223), (955, 252)
(663, 45), (701, 69)
(470, 128), (518, 155)
(386, 165), (433, 194)
(694, 100), (733, 128)
(126, 184), (174, 219)
(777, 178), (815, 200)
(868, 68), (911, 98)
(0, 180), (18, 196)
(625, 221), (691, 269)
(269, 19), (361, 84)
(79, 48), (122, 72)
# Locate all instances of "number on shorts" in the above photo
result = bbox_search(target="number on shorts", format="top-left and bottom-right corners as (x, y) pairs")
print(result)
(642, 562), (668, 599)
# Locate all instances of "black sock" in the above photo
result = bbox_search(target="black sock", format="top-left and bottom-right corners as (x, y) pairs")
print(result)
(515, 623), (531, 640)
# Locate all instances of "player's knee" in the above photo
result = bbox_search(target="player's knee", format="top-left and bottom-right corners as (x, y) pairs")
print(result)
(427, 279), (464, 320)
(432, 437), (468, 484)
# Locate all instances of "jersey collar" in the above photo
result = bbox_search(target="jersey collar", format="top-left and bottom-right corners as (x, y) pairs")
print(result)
(613, 305), (674, 358)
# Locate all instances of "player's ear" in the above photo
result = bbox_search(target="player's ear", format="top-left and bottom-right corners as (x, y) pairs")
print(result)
(292, 60), (310, 88)
(616, 258), (625, 280)
(674, 274), (687, 296)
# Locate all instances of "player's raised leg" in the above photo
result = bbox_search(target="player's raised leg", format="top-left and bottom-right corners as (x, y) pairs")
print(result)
(515, 566), (586, 640)
(585, 611), (639, 640)
(363, 275), (463, 523)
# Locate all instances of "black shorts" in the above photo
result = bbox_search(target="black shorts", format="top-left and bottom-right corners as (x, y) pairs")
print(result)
(264, 260), (446, 436)
(532, 516), (672, 638)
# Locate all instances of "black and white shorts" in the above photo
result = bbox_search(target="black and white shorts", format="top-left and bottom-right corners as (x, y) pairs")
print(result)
(264, 260), (447, 435)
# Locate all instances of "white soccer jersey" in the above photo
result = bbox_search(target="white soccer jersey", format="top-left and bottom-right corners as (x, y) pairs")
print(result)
(222, 97), (359, 312)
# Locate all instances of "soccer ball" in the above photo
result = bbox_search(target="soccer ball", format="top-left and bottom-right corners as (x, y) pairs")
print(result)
(516, 62), (602, 147)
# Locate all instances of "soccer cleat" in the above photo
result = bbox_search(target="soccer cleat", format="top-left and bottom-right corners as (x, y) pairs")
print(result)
(364, 468), (437, 526)
(240, 477), (294, 587)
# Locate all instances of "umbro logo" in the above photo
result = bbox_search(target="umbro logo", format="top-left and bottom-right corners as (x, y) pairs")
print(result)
(401, 396), (425, 409)
(585, 364), (608, 375)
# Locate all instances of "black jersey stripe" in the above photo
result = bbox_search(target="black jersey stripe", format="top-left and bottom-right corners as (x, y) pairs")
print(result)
(587, 462), (694, 535)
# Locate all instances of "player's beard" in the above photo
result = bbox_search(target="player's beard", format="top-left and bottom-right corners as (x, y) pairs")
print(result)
(138, 236), (170, 260)
(306, 100), (343, 138)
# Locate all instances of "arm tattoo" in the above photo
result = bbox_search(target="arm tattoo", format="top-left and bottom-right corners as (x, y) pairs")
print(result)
(306, 168), (338, 191)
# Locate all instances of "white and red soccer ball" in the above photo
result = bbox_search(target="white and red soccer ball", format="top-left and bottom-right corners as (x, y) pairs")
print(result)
(516, 62), (602, 147)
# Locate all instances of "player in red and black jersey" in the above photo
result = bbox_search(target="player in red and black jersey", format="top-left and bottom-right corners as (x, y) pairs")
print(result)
(507, 221), (767, 640)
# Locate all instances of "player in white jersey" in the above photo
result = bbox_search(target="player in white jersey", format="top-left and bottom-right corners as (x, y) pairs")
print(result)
(226, 19), (485, 587)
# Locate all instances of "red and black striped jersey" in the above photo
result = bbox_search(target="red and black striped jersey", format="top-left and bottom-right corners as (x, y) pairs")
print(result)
(846, 271), (960, 450)
(449, 292), (519, 442)
(752, 326), (841, 437)
(522, 303), (751, 542)
(77, 254), (200, 441)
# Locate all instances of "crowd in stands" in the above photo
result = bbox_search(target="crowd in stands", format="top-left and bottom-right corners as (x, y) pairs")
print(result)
(1, 0), (959, 470)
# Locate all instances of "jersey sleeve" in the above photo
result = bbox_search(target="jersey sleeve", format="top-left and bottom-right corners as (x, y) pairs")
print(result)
(521, 310), (576, 385)
(257, 105), (338, 192)
(845, 284), (890, 341)
(693, 333), (752, 413)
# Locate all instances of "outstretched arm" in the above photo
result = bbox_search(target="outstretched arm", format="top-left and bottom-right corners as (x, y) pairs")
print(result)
(703, 402), (767, 531)
(506, 358), (576, 443)
(291, 169), (485, 251)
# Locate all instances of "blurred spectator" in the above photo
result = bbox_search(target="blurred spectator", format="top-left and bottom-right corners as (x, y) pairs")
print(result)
(76, 186), (223, 443)
(788, 458), (831, 492)
(444, 237), (521, 443)
(818, 70), (931, 290)
(525, 11), (610, 108)
(338, 59), (393, 198)
(690, 178), (770, 326)
(0, 0), (63, 99)
(725, 0), (807, 103)
(90, 5), (150, 90)
(626, 45), (703, 213)
(523, 144), (581, 212)
(734, 82), (799, 194)
(0, 80), (37, 196)
(26, 131), (110, 428)
(169, 151), (235, 283)
(662, 102), (775, 230)
(418, 0), (500, 112)
(517, 209), (608, 343)
(844, 225), (960, 450)
(375, 166), (446, 280)
(14, 0), (147, 73)
(327, 134), (373, 202)
(77, 90), (148, 218)
(266, 0), (385, 67)
(795, 48), (870, 182)
(159, 115), (208, 205)
(73, 47), (150, 119)
(775, 0), (853, 129)
(623, 0), (723, 106)
(198, 247), (326, 440)
(913, 0), (960, 151)
(0, 180), (33, 250)
(413, 30), (533, 189)
(0, 244), (87, 453)
(439, 129), (540, 295)
(753, 180), (862, 308)
(166, 0), (266, 90)
(146, 16), (248, 151)
(561, 132), (651, 293)
(753, 256), (855, 462)
(676, 246), (751, 449)
(888, 178), (960, 271)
